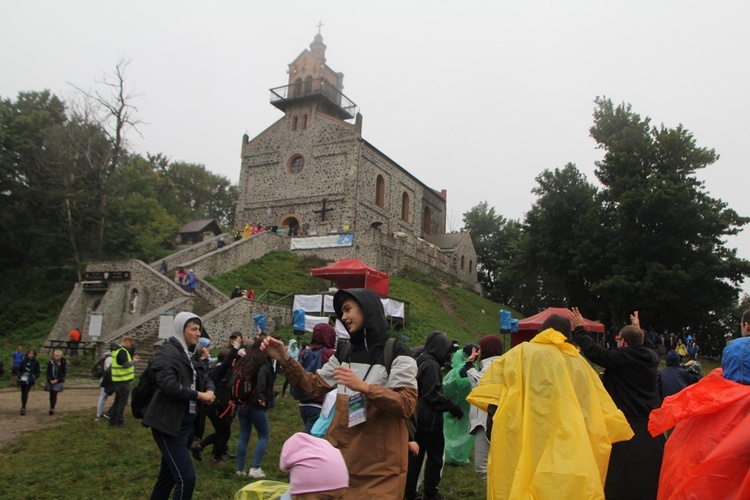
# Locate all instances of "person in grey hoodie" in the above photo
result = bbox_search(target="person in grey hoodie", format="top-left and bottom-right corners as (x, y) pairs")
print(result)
(143, 312), (215, 499)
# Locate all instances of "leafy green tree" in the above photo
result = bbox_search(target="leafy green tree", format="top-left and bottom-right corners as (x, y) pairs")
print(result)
(0, 90), (69, 268)
(104, 192), (180, 262)
(590, 97), (750, 341)
(516, 163), (604, 316)
(462, 202), (523, 305)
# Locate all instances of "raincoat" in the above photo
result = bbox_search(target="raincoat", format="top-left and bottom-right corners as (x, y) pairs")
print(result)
(649, 368), (750, 499)
(442, 349), (476, 465)
(467, 328), (633, 500)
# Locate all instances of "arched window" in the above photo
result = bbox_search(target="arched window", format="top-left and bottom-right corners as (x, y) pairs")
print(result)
(301, 114), (308, 130)
(376, 175), (385, 209)
(401, 192), (410, 222)
(293, 78), (303, 98)
(469, 260), (473, 273)
(423, 207), (431, 235)
(304, 76), (313, 95)
(291, 116), (298, 131)
(461, 255), (465, 269)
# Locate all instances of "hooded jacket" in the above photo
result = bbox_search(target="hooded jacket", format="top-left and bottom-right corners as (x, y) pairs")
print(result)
(282, 288), (417, 499)
(416, 331), (462, 432)
(468, 328), (633, 499)
(142, 312), (215, 436)
(657, 350), (699, 401)
(297, 323), (338, 406)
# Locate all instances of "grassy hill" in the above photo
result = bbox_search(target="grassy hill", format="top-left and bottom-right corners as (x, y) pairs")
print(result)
(205, 251), (521, 349)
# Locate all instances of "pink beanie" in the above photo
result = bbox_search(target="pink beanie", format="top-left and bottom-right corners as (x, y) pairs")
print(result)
(279, 433), (348, 494)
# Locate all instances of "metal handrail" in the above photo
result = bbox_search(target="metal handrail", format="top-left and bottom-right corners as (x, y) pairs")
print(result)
(270, 78), (357, 117)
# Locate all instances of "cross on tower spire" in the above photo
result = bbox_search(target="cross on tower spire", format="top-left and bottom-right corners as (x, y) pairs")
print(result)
(316, 20), (324, 35)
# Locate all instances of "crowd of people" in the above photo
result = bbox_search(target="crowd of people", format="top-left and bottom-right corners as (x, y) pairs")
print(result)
(9, 300), (750, 499)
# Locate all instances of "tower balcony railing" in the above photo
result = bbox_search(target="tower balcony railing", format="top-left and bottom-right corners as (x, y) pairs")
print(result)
(270, 78), (357, 119)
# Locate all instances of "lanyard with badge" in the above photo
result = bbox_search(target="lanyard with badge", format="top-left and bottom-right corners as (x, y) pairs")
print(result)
(344, 350), (372, 428)
(188, 363), (198, 414)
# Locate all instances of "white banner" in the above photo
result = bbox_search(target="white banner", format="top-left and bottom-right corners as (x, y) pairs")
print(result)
(323, 294), (335, 313)
(159, 314), (174, 339)
(88, 312), (103, 339)
(304, 315), (331, 332)
(334, 319), (350, 340)
(381, 298), (405, 319)
(293, 295), (323, 313)
(290, 233), (354, 250)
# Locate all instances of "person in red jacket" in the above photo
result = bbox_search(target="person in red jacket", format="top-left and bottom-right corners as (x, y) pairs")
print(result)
(68, 328), (81, 356)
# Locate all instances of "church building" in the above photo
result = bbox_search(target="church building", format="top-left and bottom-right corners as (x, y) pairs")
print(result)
(236, 32), (453, 238)
(235, 32), (478, 289)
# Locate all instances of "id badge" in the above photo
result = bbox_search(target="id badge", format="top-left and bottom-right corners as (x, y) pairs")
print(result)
(347, 393), (367, 427)
(189, 400), (197, 414)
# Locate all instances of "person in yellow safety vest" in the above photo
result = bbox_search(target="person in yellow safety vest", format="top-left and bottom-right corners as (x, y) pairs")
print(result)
(107, 335), (139, 427)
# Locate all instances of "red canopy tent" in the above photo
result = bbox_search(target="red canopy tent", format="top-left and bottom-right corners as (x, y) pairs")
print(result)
(309, 258), (389, 296)
(511, 307), (605, 347)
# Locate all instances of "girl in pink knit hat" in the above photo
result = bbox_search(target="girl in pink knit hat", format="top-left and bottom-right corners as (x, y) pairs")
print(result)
(279, 432), (348, 500)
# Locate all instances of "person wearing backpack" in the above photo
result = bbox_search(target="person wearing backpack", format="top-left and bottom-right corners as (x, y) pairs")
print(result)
(142, 312), (216, 500)
(261, 288), (418, 498)
(192, 334), (242, 465)
(293, 323), (337, 433)
(233, 337), (275, 479)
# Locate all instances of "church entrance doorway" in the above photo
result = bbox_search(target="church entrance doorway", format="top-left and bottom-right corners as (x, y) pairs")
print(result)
(282, 216), (301, 236)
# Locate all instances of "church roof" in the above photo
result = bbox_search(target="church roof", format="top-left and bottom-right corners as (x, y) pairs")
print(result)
(179, 219), (221, 234)
(425, 232), (470, 251)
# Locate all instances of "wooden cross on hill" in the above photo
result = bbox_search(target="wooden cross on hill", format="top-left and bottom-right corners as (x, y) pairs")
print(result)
(313, 198), (334, 221)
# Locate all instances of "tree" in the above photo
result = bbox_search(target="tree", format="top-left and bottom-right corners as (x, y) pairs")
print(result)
(590, 97), (750, 339)
(0, 90), (69, 268)
(71, 59), (141, 259)
(518, 163), (604, 316)
(461, 202), (523, 305)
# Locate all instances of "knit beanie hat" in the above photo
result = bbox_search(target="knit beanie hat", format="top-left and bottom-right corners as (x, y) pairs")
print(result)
(280, 433), (348, 494)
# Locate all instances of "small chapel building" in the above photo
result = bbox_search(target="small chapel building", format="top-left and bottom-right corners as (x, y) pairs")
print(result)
(235, 32), (478, 289)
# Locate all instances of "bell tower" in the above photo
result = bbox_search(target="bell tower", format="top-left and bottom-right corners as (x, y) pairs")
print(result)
(269, 31), (357, 121)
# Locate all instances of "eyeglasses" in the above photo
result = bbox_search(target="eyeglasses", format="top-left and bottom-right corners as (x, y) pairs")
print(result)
(615, 336), (622, 341)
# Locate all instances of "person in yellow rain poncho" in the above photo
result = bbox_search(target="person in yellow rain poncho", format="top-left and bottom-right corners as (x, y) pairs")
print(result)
(466, 314), (633, 500)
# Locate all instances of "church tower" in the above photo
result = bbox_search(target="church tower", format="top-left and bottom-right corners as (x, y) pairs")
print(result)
(269, 33), (356, 122)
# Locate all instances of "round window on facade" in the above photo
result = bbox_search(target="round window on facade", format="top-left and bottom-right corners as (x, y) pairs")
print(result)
(288, 154), (305, 174)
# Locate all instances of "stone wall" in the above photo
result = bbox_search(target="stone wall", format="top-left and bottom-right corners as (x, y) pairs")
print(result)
(49, 260), (191, 342)
(150, 233), (227, 276)
(182, 231), (287, 279)
(202, 298), (294, 346)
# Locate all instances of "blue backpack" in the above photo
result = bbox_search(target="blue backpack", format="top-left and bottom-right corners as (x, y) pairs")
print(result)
(290, 348), (325, 402)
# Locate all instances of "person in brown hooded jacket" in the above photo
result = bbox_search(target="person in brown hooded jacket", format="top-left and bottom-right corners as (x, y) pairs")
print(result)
(262, 288), (418, 498)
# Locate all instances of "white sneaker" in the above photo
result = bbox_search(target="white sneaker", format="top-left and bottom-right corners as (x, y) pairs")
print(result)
(248, 468), (265, 479)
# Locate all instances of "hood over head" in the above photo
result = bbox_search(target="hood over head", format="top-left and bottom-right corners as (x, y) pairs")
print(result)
(172, 311), (202, 361)
(722, 337), (750, 385)
(421, 330), (453, 364)
(666, 350), (680, 366)
(311, 323), (337, 349)
(479, 334), (504, 360)
(288, 339), (298, 349)
(333, 288), (389, 347)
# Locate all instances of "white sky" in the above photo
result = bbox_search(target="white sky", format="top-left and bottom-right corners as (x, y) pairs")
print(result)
(3, 0), (749, 293)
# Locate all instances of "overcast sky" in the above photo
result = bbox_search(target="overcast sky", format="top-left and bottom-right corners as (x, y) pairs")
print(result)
(3, 0), (749, 293)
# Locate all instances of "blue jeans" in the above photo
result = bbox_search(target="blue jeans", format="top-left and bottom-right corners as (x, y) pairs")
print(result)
(151, 421), (196, 499)
(299, 405), (322, 434)
(236, 406), (269, 471)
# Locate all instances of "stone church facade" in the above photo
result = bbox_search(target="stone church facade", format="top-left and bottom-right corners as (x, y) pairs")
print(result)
(237, 33), (452, 241)
(235, 33), (477, 288)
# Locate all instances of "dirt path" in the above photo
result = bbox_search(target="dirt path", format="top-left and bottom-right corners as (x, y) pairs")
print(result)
(435, 286), (480, 337)
(0, 380), (101, 449)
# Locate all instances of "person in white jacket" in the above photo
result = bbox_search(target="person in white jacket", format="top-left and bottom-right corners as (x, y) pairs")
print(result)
(95, 352), (113, 420)
(460, 334), (504, 480)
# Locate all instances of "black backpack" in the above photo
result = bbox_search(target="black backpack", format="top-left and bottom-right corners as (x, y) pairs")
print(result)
(336, 337), (398, 376)
(91, 354), (111, 379)
(228, 365), (258, 407)
(131, 362), (157, 419)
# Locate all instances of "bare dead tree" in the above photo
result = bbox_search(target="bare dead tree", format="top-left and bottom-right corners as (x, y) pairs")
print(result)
(70, 58), (142, 259)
